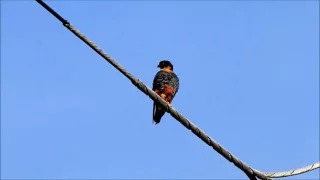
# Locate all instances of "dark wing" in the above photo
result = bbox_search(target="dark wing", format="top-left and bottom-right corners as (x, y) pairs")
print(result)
(169, 72), (179, 98)
(153, 71), (166, 91)
(152, 72), (165, 124)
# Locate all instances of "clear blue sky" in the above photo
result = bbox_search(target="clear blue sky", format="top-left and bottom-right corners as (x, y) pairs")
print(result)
(1, 1), (319, 179)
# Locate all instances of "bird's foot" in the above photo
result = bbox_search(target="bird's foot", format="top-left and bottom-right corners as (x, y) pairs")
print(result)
(166, 102), (172, 107)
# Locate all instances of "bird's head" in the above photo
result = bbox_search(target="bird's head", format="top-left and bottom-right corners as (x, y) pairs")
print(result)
(157, 60), (173, 71)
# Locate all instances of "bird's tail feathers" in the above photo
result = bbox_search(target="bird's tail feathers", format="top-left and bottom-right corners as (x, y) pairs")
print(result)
(153, 103), (165, 125)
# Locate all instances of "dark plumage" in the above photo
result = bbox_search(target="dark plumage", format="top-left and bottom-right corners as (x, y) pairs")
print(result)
(153, 71), (180, 95)
(152, 60), (180, 124)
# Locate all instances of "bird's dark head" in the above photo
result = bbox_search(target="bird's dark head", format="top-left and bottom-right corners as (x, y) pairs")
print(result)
(157, 60), (173, 71)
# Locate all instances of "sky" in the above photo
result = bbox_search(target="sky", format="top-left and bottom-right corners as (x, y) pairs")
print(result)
(1, 1), (319, 179)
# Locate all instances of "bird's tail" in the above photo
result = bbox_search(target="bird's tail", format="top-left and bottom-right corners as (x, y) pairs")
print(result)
(153, 102), (166, 125)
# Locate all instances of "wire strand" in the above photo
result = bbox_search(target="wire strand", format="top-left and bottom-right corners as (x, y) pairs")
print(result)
(260, 162), (319, 178)
(35, 1), (320, 179)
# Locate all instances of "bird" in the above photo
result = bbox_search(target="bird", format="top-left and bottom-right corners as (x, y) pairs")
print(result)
(152, 60), (180, 125)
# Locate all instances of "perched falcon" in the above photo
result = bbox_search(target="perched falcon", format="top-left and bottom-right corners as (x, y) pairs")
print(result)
(152, 60), (180, 125)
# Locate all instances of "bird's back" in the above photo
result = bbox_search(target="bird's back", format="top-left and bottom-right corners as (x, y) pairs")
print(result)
(153, 70), (179, 96)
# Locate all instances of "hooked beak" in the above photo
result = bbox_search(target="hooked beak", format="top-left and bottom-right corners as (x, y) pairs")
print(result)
(157, 64), (160, 68)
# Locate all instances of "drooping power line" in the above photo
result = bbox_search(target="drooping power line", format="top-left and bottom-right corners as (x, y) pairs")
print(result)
(35, 0), (320, 179)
